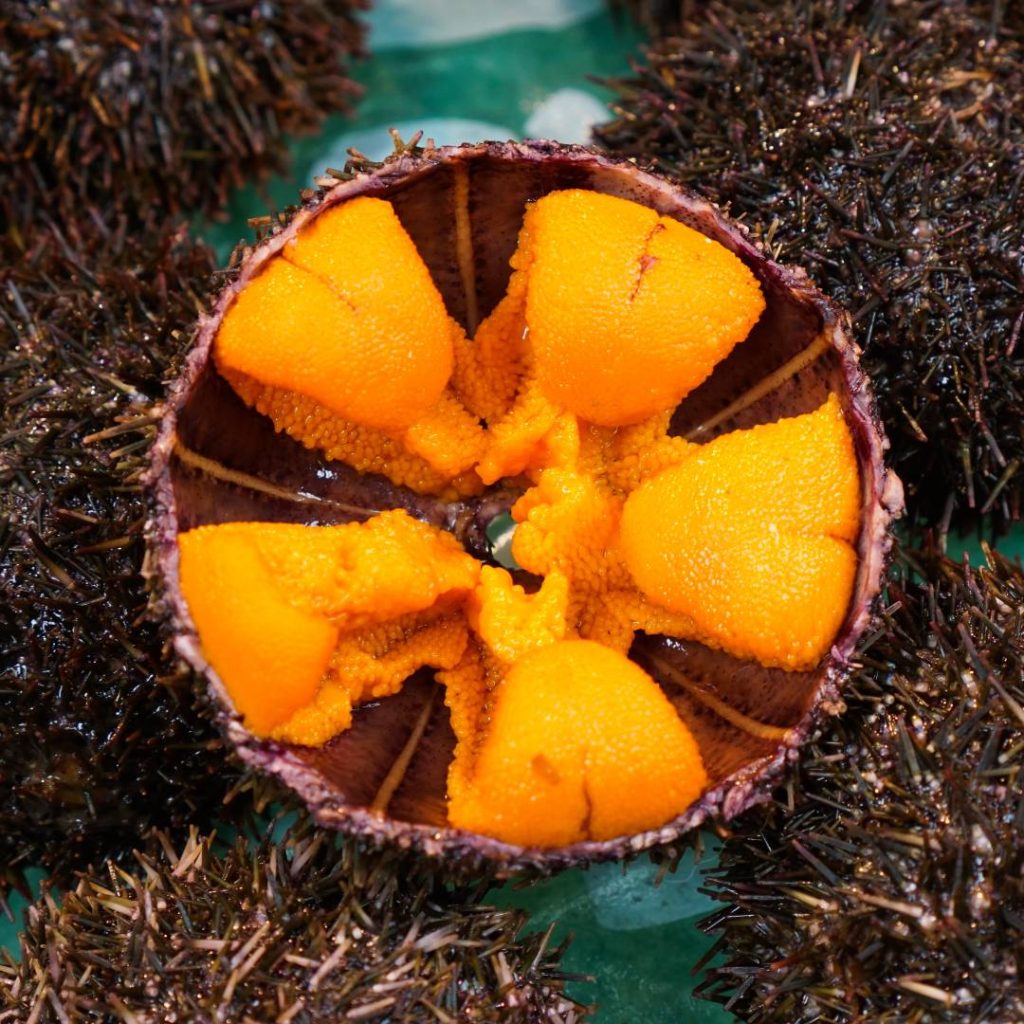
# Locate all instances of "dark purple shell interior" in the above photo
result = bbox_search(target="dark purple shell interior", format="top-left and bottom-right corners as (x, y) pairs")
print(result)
(148, 141), (902, 872)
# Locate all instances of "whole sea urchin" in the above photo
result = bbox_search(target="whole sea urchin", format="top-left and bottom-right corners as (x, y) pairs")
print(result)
(598, 0), (1024, 532)
(0, 218), (241, 894)
(698, 547), (1024, 1023)
(0, 0), (367, 228)
(0, 816), (586, 1023)
(147, 140), (900, 870)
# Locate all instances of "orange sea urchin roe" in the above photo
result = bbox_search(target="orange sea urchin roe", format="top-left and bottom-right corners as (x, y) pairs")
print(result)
(217, 199), (451, 432)
(510, 467), (640, 651)
(446, 640), (708, 846)
(185, 183), (867, 849)
(214, 197), (485, 493)
(469, 189), (765, 483)
(514, 189), (766, 427)
(177, 510), (479, 744)
(619, 394), (860, 670)
(467, 565), (569, 665)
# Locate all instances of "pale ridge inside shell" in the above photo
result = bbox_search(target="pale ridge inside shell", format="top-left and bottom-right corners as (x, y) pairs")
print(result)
(147, 141), (901, 869)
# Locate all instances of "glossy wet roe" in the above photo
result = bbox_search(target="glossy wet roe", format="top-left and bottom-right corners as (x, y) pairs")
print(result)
(179, 188), (860, 845)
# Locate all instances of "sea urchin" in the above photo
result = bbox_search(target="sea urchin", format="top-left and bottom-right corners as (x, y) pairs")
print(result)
(0, 815), (586, 1023)
(147, 140), (900, 870)
(0, 217), (239, 894)
(0, 0), (367, 229)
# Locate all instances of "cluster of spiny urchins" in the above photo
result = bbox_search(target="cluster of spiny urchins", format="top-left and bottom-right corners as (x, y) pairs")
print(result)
(0, 6), (587, 1020)
(2, 2), (1023, 1022)
(600, 0), (1024, 532)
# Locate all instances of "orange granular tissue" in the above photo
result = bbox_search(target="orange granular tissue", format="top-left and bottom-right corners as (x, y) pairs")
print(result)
(214, 197), (485, 494)
(619, 394), (861, 670)
(446, 640), (708, 846)
(467, 566), (569, 666)
(177, 510), (479, 744)
(185, 186), (866, 848)
(496, 189), (766, 428)
(509, 467), (640, 651)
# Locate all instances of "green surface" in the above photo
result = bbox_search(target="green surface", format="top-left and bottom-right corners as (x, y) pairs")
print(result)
(489, 848), (728, 1021)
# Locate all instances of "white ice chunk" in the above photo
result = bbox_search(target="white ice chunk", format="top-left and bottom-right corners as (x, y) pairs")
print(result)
(523, 87), (611, 145)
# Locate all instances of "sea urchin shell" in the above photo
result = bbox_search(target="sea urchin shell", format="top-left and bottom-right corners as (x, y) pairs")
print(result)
(147, 140), (902, 871)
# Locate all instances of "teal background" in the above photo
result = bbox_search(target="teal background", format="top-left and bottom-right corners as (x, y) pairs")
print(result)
(5, 4), (1021, 1022)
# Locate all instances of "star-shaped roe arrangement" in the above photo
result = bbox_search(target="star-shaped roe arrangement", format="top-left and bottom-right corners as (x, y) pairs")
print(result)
(178, 190), (860, 847)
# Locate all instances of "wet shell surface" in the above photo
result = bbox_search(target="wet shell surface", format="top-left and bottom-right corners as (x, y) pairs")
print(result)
(147, 141), (902, 871)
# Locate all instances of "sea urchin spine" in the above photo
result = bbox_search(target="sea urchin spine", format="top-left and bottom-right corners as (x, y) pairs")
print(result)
(698, 546), (1024, 1023)
(0, 815), (588, 1024)
(0, 0), (368, 229)
(0, 217), (243, 895)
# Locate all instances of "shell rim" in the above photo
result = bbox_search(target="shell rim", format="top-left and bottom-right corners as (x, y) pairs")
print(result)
(145, 139), (904, 872)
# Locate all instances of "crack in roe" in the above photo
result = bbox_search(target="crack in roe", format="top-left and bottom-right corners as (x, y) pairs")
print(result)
(178, 189), (861, 846)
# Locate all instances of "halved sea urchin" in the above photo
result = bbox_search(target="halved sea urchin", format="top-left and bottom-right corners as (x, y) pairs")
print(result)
(147, 140), (901, 871)
(597, 0), (1024, 531)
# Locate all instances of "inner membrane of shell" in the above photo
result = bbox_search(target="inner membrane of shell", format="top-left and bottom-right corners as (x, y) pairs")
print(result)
(168, 154), (867, 850)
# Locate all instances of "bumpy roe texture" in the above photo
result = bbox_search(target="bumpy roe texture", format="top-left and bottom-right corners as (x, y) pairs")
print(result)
(178, 187), (863, 848)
